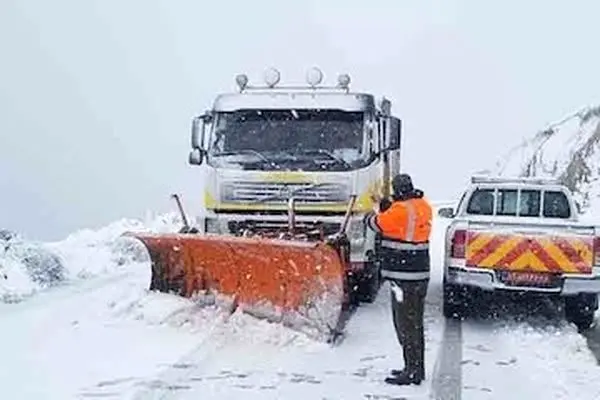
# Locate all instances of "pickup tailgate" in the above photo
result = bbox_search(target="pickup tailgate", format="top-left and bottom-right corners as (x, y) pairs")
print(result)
(465, 222), (595, 275)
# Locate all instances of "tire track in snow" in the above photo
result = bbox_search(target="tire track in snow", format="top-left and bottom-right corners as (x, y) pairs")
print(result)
(580, 318), (600, 365)
(124, 281), (444, 400)
(430, 318), (462, 400)
(458, 296), (600, 399)
(0, 270), (134, 316)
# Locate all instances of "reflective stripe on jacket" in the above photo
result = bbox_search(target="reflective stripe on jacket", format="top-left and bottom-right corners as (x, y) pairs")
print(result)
(367, 193), (432, 281)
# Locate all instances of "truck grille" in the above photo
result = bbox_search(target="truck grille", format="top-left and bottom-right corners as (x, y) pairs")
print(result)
(220, 181), (350, 204)
(227, 219), (342, 236)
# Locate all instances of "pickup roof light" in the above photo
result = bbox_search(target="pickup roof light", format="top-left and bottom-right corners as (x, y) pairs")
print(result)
(451, 229), (466, 259)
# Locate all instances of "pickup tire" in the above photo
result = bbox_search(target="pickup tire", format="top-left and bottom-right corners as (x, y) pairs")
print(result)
(565, 294), (598, 332)
(443, 278), (466, 319)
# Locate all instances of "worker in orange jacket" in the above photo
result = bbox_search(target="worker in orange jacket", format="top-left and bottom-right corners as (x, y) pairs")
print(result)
(367, 173), (433, 385)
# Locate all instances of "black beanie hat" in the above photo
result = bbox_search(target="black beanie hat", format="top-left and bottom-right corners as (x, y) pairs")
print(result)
(392, 173), (414, 195)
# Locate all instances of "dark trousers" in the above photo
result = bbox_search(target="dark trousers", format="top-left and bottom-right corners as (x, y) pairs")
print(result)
(389, 278), (429, 378)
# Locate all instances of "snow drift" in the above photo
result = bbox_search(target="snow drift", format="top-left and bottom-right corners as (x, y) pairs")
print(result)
(490, 105), (600, 215)
(0, 212), (184, 304)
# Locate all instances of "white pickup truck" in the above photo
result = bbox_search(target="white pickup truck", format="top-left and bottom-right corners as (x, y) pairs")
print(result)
(438, 176), (600, 330)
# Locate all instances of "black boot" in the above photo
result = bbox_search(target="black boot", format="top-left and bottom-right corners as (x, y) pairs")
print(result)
(384, 371), (422, 386)
(390, 368), (424, 379)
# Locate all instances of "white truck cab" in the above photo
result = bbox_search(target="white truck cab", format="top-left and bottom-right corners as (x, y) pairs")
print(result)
(186, 67), (403, 303)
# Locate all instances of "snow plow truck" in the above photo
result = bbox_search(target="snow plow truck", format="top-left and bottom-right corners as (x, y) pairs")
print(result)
(125, 67), (403, 342)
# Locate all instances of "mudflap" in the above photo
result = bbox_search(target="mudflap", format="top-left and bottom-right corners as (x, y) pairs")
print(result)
(123, 231), (352, 343)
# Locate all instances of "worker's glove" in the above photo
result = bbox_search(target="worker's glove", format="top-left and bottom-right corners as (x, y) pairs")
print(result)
(390, 281), (404, 303)
(379, 198), (392, 212)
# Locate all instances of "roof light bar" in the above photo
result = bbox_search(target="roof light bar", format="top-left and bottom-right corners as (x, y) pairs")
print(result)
(470, 175), (561, 185)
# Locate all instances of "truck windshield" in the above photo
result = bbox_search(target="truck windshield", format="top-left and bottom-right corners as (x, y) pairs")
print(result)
(466, 188), (571, 218)
(206, 109), (368, 171)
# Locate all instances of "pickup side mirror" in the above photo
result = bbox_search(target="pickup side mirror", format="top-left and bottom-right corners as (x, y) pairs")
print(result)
(438, 207), (455, 218)
(189, 148), (206, 165)
(575, 201), (583, 214)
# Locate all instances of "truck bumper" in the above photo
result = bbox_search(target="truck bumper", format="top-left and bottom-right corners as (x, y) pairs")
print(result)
(446, 265), (600, 295)
(196, 212), (374, 265)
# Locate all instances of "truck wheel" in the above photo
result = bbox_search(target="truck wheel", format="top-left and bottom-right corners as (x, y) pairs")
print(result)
(356, 259), (381, 303)
(565, 294), (598, 332)
(443, 277), (465, 319)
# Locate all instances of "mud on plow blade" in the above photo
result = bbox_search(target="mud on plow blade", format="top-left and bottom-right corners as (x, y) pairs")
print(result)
(123, 195), (358, 344)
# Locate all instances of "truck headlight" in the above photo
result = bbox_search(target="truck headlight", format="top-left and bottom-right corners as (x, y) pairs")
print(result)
(347, 219), (365, 242)
(205, 218), (228, 234)
(220, 183), (235, 202)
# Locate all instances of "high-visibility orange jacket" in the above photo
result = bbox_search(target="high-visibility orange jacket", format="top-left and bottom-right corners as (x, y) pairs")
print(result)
(367, 190), (432, 281)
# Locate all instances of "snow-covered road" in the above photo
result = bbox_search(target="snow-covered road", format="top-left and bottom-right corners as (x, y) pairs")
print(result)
(2, 215), (600, 399)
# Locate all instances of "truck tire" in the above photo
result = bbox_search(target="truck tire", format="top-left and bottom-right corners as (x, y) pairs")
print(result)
(443, 277), (465, 319)
(356, 257), (381, 303)
(565, 294), (598, 332)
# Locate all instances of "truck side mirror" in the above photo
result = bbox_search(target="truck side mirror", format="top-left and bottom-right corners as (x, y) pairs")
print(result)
(191, 117), (203, 148)
(388, 117), (401, 151)
(438, 207), (455, 218)
(191, 111), (212, 148)
(189, 148), (205, 165)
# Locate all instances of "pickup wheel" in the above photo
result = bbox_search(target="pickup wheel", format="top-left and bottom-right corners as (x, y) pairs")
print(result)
(443, 278), (466, 319)
(565, 294), (598, 332)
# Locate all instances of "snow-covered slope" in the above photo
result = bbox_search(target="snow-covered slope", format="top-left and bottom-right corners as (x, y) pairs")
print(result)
(490, 105), (600, 214)
(0, 212), (183, 303)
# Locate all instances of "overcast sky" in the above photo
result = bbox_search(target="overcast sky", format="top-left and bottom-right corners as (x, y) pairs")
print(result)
(1, 0), (599, 241)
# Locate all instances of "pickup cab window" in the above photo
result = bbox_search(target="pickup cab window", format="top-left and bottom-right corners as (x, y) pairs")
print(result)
(466, 189), (495, 215)
(519, 190), (541, 217)
(466, 187), (570, 218)
(496, 189), (518, 216)
(543, 191), (571, 218)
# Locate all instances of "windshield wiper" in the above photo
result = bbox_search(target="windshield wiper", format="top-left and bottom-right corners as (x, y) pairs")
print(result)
(210, 149), (283, 169)
(211, 149), (269, 161)
(294, 149), (353, 170)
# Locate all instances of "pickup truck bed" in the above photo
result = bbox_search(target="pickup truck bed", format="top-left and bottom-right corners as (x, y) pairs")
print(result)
(439, 177), (600, 330)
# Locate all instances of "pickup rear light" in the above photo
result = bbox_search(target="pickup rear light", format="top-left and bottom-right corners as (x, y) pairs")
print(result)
(451, 229), (466, 259)
(594, 237), (600, 266)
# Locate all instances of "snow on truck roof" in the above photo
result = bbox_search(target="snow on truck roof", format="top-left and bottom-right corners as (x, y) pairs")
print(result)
(212, 67), (377, 112)
(212, 91), (376, 112)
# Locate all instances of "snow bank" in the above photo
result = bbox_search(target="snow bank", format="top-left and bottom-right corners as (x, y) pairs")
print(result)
(491, 105), (600, 218)
(0, 211), (184, 304)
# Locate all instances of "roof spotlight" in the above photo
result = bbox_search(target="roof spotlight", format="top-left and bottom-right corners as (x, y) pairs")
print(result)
(263, 67), (281, 88)
(306, 67), (324, 87)
(235, 74), (249, 91)
(337, 73), (351, 89)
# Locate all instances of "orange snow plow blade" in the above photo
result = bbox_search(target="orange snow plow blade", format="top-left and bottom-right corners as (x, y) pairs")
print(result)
(123, 232), (351, 342)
